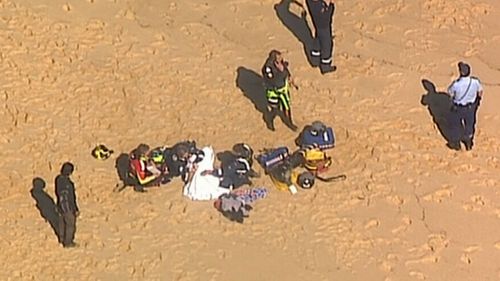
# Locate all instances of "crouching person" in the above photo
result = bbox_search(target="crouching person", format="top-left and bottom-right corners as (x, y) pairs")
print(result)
(214, 193), (253, 224)
(203, 143), (259, 190)
(129, 144), (165, 192)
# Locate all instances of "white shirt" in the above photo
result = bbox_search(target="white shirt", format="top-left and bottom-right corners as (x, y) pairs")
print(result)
(447, 76), (483, 105)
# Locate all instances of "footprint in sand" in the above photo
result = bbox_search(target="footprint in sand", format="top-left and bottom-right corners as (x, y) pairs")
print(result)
(379, 253), (398, 273)
(409, 270), (426, 280)
(354, 39), (365, 49)
(62, 3), (72, 12)
(460, 253), (472, 264)
(386, 195), (405, 207)
(373, 1), (407, 17)
(422, 187), (453, 203)
(392, 216), (412, 234)
(460, 245), (481, 264)
(463, 195), (486, 212)
(364, 218), (380, 229)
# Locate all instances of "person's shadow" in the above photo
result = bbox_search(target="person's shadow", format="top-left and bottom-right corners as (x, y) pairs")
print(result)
(236, 67), (274, 130)
(236, 66), (298, 131)
(114, 153), (136, 192)
(30, 177), (60, 239)
(420, 79), (453, 143)
(274, 0), (315, 66)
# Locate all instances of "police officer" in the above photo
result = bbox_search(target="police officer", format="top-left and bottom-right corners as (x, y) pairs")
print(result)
(262, 50), (299, 131)
(55, 162), (79, 248)
(306, 0), (336, 74)
(447, 61), (483, 151)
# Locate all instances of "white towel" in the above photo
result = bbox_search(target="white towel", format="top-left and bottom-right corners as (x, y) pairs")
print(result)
(183, 146), (230, 200)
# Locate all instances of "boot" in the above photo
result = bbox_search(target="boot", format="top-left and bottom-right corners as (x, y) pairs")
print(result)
(446, 142), (461, 151)
(286, 117), (298, 132)
(265, 109), (277, 131)
(133, 185), (146, 193)
(310, 55), (320, 67)
(320, 64), (337, 74)
(463, 138), (474, 151)
(63, 242), (78, 248)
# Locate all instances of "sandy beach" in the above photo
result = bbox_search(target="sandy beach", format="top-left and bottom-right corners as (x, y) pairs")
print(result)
(1, 0), (499, 280)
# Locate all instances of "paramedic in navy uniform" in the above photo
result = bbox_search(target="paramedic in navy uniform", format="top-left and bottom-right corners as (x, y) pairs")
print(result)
(306, 0), (336, 74)
(447, 62), (483, 151)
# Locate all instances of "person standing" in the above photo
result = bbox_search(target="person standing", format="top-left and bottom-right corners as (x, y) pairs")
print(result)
(447, 62), (483, 151)
(306, 0), (336, 74)
(262, 50), (299, 131)
(55, 162), (79, 248)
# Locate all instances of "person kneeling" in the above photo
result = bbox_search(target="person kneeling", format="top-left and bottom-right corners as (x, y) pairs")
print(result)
(129, 144), (165, 192)
(202, 143), (259, 190)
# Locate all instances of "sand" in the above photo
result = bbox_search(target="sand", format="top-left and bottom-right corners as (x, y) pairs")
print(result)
(1, 0), (500, 280)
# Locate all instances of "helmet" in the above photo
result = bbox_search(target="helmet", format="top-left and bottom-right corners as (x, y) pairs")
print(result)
(297, 171), (315, 189)
(310, 121), (326, 136)
(232, 143), (253, 161)
(150, 149), (165, 164)
(91, 144), (114, 160)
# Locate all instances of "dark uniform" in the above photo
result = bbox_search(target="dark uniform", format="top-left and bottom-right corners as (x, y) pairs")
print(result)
(306, 0), (336, 74)
(164, 141), (203, 183)
(164, 148), (187, 179)
(262, 54), (297, 131)
(55, 162), (78, 248)
(212, 157), (258, 190)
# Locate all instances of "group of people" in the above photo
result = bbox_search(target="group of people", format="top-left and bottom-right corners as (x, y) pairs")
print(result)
(268, 0), (484, 150)
(121, 141), (259, 195)
(42, 0), (487, 249)
(262, 0), (337, 131)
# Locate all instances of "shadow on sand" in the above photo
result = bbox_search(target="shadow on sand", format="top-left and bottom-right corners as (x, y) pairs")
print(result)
(235, 66), (274, 130)
(420, 79), (453, 143)
(30, 177), (60, 240)
(236, 66), (298, 131)
(274, 0), (315, 67)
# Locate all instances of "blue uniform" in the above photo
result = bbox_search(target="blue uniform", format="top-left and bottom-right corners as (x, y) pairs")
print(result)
(306, 0), (335, 73)
(214, 157), (254, 190)
(447, 76), (483, 150)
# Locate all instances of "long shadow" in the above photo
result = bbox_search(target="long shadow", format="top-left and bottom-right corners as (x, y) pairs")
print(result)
(115, 153), (131, 184)
(236, 66), (274, 130)
(30, 177), (59, 239)
(274, 0), (315, 66)
(420, 79), (453, 143)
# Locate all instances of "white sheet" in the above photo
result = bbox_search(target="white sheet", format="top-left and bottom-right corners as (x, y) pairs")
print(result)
(183, 146), (230, 200)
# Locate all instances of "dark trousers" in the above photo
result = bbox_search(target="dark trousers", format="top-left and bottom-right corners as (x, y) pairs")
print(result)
(265, 106), (296, 131)
(220, 174), (252, 190)
(311, 27), (333, 65)
(448, 104), (477, 143)
(58, 212), (76, 246)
